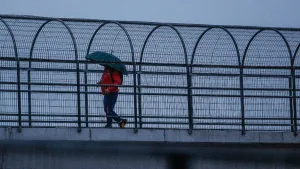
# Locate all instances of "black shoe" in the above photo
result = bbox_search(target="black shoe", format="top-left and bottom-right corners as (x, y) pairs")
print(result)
(105, 124), (112, 128)
(119, 119), (127, 128)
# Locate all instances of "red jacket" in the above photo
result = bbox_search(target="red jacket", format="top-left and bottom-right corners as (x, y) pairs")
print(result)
(99, 67), (121, 94)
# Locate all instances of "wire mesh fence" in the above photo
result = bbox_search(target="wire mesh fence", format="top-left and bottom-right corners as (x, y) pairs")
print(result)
(0, 15), (300, 135)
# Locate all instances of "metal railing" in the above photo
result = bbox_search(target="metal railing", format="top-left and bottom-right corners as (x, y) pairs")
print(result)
(0, 15), (300, 135)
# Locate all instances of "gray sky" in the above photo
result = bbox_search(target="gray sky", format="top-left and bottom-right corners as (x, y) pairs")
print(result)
(1, 0), (300, 28)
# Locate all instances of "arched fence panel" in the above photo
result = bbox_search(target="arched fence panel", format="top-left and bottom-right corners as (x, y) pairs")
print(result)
(242, 29), (293, 131)
(85, 22), (136, 129)
(139, 25), (189, 129)
(28, 19), (80, 128)
(191, 27), (242, 130)
(0, 17), (20, 128)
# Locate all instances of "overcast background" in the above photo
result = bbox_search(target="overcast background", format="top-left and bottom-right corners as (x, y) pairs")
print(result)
(1, 0), (300, 28)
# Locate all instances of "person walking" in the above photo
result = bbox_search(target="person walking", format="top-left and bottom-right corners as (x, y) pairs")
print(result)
(98, 66), (127, 128)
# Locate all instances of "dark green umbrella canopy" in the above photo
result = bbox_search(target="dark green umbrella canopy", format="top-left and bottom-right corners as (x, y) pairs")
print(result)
(86, 51), (128, 75)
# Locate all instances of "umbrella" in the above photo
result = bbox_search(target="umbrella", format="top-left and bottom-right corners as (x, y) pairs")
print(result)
(86, 51), (128, 75)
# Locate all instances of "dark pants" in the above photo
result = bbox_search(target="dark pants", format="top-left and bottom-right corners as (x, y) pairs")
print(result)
(103, 92), (121, 126)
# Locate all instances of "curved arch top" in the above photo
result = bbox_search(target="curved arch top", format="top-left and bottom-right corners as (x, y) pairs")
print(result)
(293, 43), (300, 66)
(0, 17), (18, 60)
(191, 26), (241, 66)
(29, 18), (78, 61)
(86, 21), (135, 63)
(139, 24), (188, 65)
(242, 28), (293, 66)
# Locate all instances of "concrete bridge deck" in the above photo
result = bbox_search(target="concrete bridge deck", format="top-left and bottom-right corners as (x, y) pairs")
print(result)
(1, 128), (300, 169)
(0, 128), (299, 145)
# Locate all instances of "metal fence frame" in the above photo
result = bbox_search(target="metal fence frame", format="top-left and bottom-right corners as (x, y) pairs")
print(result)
(0, 15), (300, 136)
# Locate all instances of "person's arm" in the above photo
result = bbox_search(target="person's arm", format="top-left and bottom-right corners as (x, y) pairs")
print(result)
(106, 71), (121, 92)
(97, 73), (104, 84)
(98, 67), (108, 84)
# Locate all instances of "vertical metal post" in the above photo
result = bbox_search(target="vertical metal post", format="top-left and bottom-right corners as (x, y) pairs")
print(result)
(240, 67), (245, 135)
(27, 68), (32, 127)
(133, 62), (138, 133)
(16, 57), (22, 132)
(84, 63), (89, 127)
(292, 66), (298, 136)
(289, 73), (294, 132)
(137, 69), (143, 128)
(187, 65), (193, 135)
(76, 60), (82, 133)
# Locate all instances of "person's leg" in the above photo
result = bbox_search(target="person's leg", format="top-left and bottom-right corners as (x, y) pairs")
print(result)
(110, 93), (121, 122)
(110, 92), (127, 128)
(103, 95), (112, 127)
(111, 111), (121, 122)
